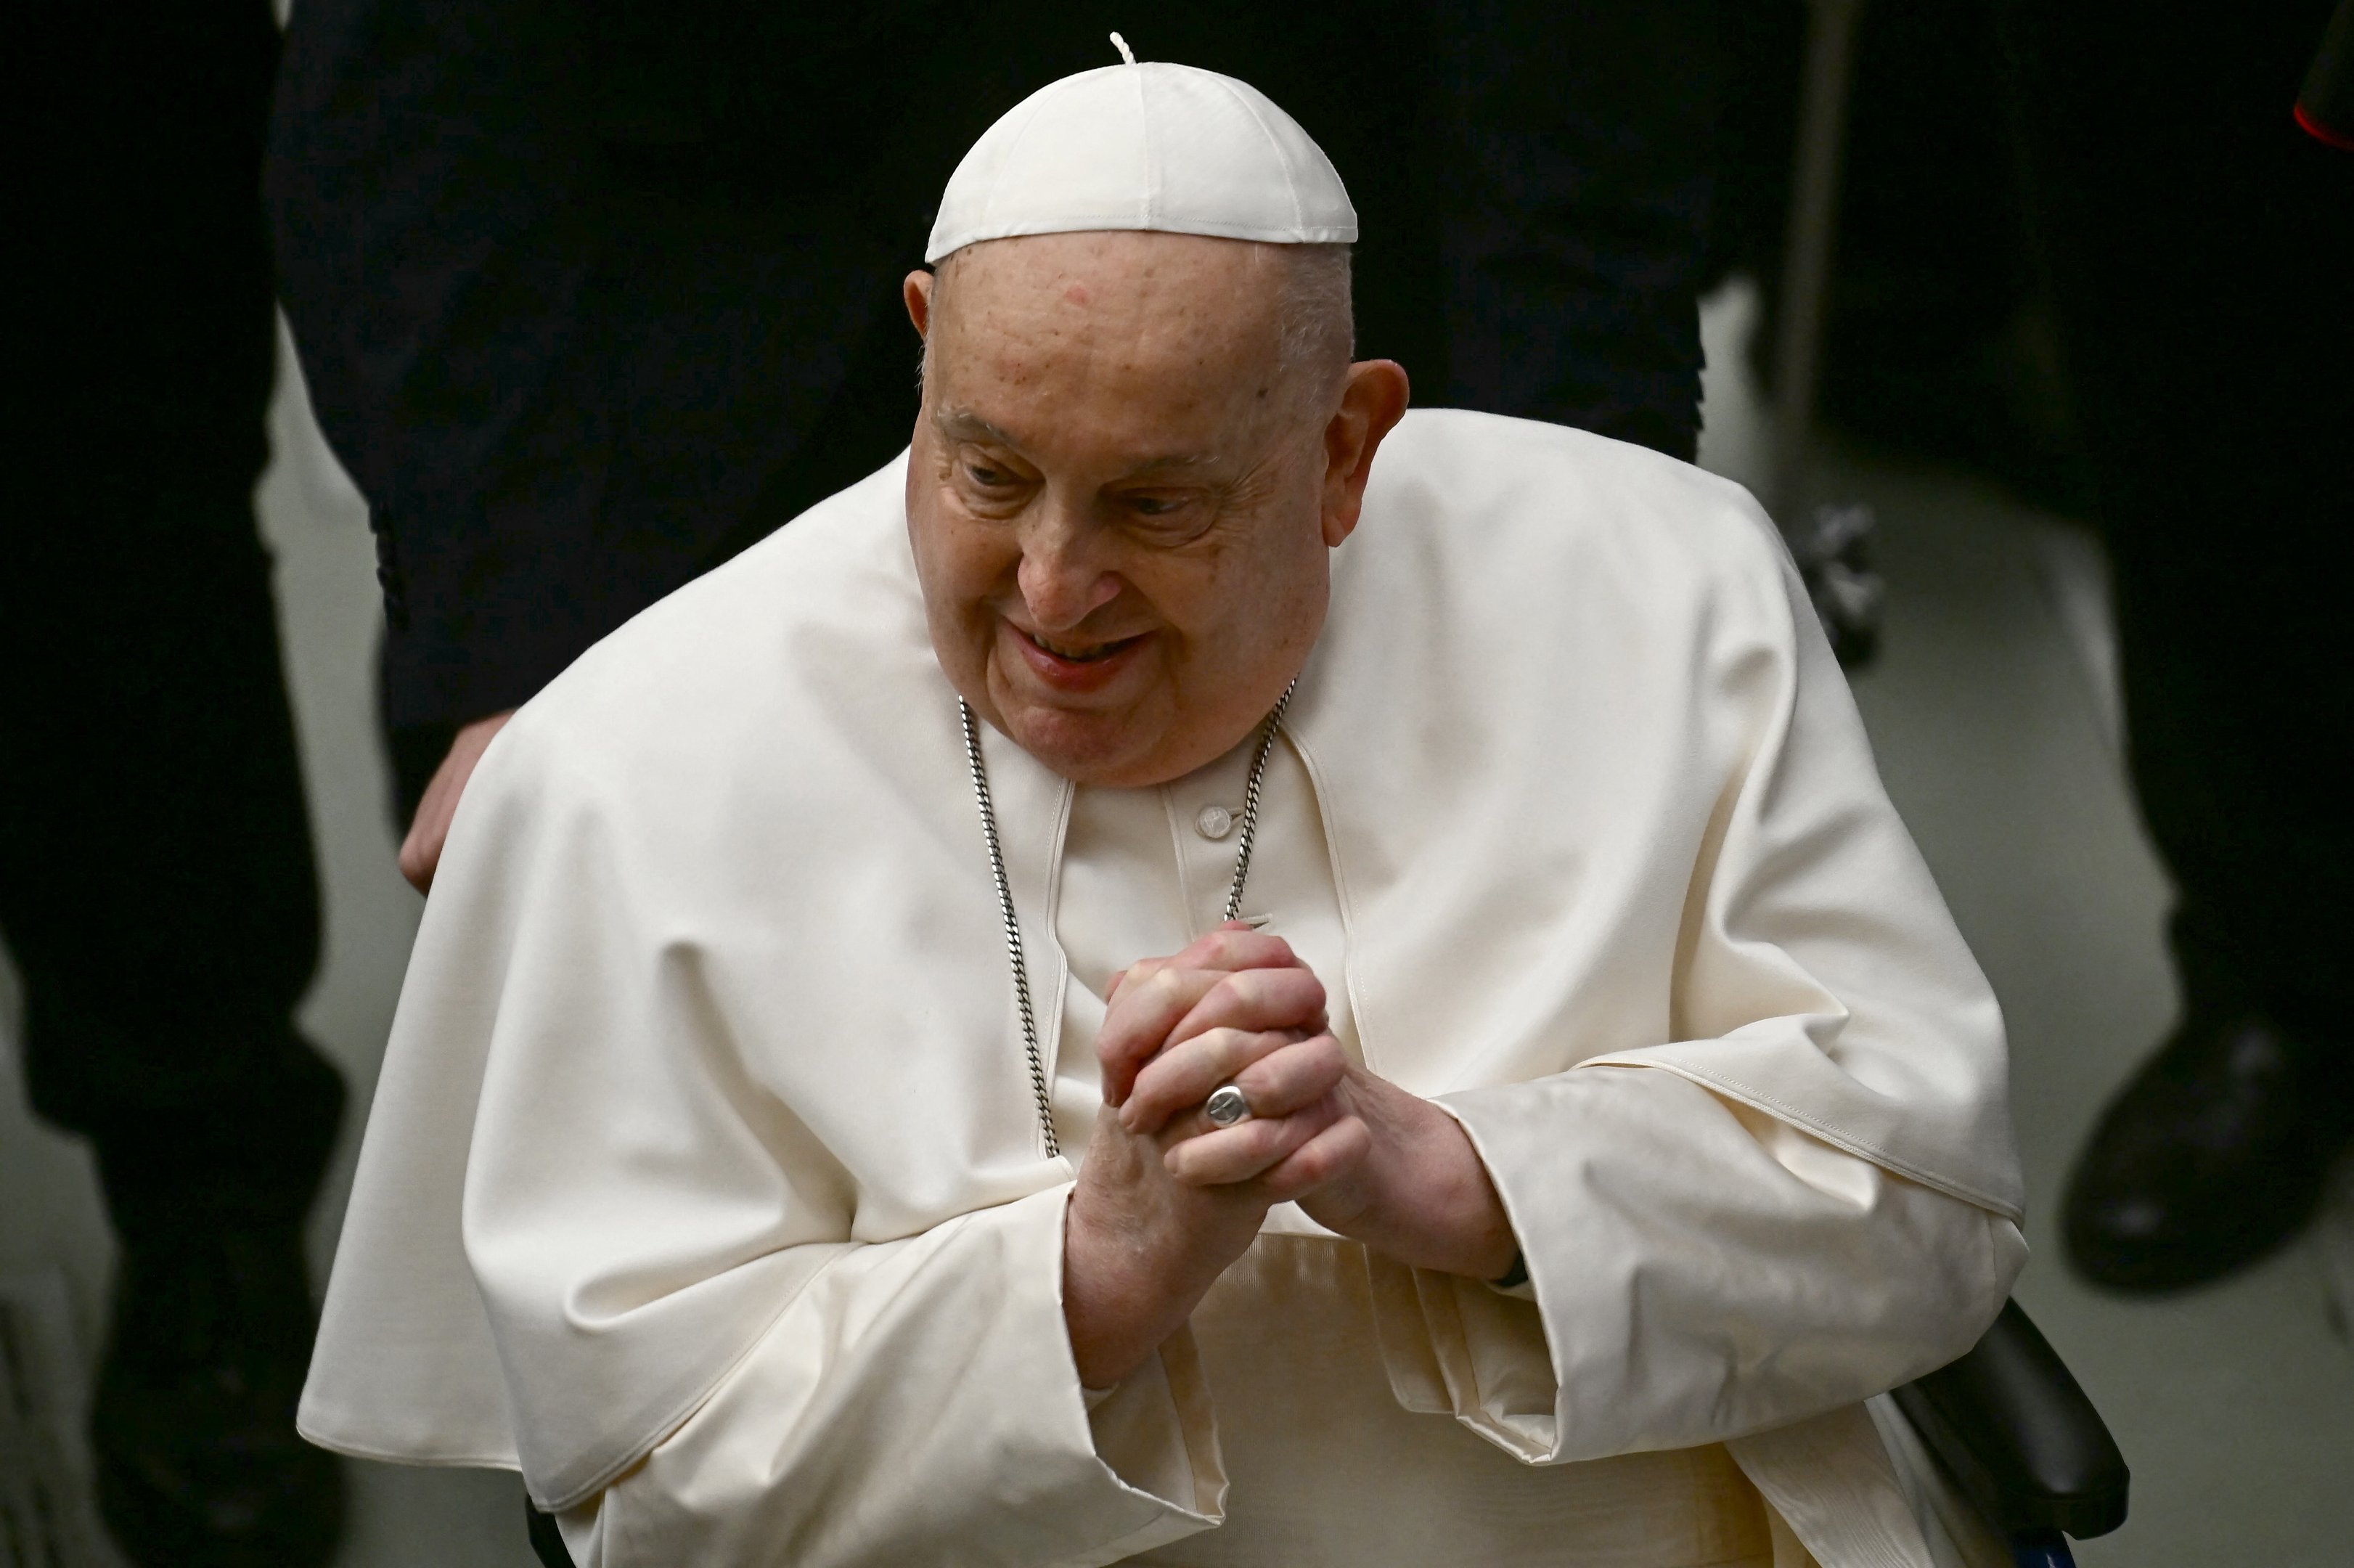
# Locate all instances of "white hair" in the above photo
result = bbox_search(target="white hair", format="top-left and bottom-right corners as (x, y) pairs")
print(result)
(1275, 242), (1355, 408)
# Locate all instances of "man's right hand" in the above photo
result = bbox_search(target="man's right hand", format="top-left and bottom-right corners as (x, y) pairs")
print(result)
(1061, 928), (1364, 1389)
(398, 709), (515, 892)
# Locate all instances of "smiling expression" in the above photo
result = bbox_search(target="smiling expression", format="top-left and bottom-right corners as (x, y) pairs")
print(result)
(903, 231), (1401, 787)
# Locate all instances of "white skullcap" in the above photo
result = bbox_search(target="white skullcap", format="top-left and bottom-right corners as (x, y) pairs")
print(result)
(925, 54), (1358, 263)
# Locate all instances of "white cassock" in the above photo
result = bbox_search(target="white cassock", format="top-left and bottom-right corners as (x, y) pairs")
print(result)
(301, 409), (2027, 1568)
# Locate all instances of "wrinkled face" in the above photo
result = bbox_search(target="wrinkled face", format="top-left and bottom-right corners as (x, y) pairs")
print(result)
(904, 231), (1401, 787)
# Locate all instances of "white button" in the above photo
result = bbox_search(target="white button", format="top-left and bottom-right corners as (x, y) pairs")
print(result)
(1195, 804), (1235, 840)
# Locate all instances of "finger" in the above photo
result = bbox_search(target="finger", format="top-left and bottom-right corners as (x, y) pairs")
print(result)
(398, 775), (461, 891)
(1099, 934), (1306, 1055)
(397, 824), (442, 892)
(1123, 1029), (1344, 1134)
(1095, 966), (1230, 1104)
(1155, 1037), (1348, 1143)
(1121, 1026), (1301, 1134)
(1164, 967), (1328, 1052)
(1097, 944), (1324, 1104)
(1112, 931), (1294, 1008)
(1163, 1097), (1340, 1187)
(1168, 927), (1305, 976)
(1112, 955), (1175, 998)
(396, 709), (514, 894)
(1255, 1113), (1372, 1204)
(1230, 1034), (1349, 1121)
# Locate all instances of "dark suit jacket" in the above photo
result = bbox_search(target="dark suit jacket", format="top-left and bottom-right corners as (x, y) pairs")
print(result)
(269, 1), (1720, 738)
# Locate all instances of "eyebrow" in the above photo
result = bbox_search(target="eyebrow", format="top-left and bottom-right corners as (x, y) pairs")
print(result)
(933, 409), (1023, 449)
(933, 406), (1225, 479)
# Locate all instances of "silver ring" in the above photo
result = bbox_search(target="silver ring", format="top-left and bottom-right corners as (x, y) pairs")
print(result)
(1203, 1084), (1254, 1128)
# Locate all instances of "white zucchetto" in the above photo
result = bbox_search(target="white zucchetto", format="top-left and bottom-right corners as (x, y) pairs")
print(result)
(925, 54), (1359, 262)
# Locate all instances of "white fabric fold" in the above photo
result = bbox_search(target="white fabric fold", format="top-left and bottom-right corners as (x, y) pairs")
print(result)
(1427, 1069), (2022, 1469)
(1731, 1402), (1945, 1568)
(557, 1185), (1223, 1567)
(1293, 415), (2022, 1222)
(303, 411), (2026, 1564)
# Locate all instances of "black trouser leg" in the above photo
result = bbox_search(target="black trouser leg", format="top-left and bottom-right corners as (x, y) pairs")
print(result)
(9, 8), (348, 1557)
(4, 0), (342, 1243)
(2002, 0), (2354, 1037)
(1, 505), (343, 1238)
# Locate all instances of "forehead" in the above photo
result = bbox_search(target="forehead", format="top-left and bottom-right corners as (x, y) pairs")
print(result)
(931, 233), (1291, 428)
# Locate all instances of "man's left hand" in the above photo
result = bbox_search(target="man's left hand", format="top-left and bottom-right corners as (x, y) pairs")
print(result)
(1294, 1065), (1519, 1281)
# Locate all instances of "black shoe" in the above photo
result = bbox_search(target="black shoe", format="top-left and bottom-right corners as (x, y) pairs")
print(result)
(2064, 1013), (2354, 1294)
(91, 1223), (345, 1567)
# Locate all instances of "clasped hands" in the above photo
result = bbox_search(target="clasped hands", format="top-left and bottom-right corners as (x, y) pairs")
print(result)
(1062, 925), (1517, 1389)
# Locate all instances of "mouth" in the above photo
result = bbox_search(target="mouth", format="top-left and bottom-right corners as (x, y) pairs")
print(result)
(1026, 630), (1137, 663)
(1002, 621), (1151, 692)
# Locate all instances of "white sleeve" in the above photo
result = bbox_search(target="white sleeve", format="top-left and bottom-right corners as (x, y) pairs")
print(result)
(556, 1185), (1225, 1568)
(1361, 503), (2026, 1465)
(1357, 1071), (2022, 1464)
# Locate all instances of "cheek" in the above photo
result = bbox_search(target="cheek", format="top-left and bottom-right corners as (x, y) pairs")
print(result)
(1119, 555), (1227, 651)
(1186, 526), (1325, 645)
(913, 508), (1013, 623)
(909, 515), (1008, 700)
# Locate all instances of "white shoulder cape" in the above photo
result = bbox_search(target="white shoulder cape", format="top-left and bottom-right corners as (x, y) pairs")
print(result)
(301, 408), (2021, 1511)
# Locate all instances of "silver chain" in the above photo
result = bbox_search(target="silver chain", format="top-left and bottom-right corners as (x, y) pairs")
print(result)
(962, 701), (1059, 1156)
(960, 679), (1297, 1155)
(1223, 680), (1295, 922)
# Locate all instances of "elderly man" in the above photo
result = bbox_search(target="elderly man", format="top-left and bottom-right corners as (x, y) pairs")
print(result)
(303, 60), (2024, 1568)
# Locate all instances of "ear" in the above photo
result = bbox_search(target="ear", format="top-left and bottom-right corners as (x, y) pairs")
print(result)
(1318, 359), (1411, 548)
(904, 269), (936, 339)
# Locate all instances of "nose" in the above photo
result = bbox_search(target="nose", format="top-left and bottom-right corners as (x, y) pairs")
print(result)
(1015, 512), (1121, 632)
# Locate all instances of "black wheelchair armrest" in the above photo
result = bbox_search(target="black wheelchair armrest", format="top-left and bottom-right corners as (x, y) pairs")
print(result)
(1890, 1299), (2129, 1542)
(527, 1497), (577, 1568)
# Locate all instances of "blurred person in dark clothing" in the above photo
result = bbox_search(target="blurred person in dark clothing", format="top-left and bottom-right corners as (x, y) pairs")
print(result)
(1708, 0), (2087, 511)
(2000, 0), (2354, 1292)
(3, 3), (346, 1564)
(269, 0), (1015, 880)
(269, 1), (1730, 893)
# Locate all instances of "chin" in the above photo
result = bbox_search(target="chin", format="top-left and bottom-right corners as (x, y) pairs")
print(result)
(1000, 701), (1161, 785)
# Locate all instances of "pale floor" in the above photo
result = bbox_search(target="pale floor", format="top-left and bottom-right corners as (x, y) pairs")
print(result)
(1, 282), (2348, 1565)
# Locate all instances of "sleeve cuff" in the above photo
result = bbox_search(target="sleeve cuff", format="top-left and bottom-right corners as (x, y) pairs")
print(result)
(1050, 1193), (1228, 1553)
(1364, 1250), (1563, 1463)
(1357, 1101), (1564, 1463)
(1082, 1326), (1228, 1533)
(582, 1183), (1227, 1566)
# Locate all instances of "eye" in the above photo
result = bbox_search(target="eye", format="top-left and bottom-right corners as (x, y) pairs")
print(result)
(965, 460), (1012, 487)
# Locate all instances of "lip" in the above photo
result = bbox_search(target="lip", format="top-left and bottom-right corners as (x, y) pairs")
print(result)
(1000, 618), (1151, 694)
